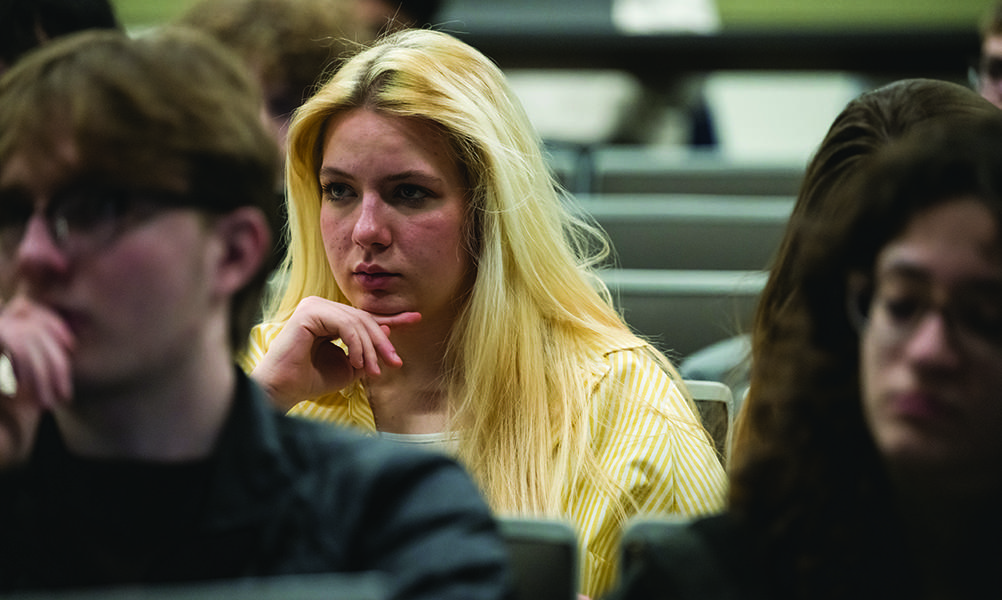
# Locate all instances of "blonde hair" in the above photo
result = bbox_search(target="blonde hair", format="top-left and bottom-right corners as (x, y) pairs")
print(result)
(268, 28), (691, 515)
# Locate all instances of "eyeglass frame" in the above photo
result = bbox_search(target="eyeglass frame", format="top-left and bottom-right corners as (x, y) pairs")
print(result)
(846, 270), (1002, 354)
(0, 183), (210, 259)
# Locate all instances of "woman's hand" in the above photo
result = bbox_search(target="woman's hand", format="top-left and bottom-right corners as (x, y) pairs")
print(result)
(251, 296), (421, 410)
(0, 295), (75, 467)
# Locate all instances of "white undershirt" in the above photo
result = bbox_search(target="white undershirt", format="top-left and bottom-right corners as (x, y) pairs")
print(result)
(378, 430), (461, 454)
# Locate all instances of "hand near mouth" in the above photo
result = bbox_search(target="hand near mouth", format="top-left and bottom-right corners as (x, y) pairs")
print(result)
(0, 295), (76, 466)
(251, 295), (421, 410)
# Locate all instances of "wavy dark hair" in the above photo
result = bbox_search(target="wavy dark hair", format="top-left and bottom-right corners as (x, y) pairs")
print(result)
(729, 80), (1002, 598)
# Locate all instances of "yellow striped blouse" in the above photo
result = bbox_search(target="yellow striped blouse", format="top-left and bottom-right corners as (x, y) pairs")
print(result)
(241, 323), (727, 598)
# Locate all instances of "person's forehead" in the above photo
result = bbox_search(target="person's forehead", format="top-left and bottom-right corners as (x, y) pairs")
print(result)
(877, 199), (1002, 283)
(0, 140), (190, 201)
(0, 136), (80, 193)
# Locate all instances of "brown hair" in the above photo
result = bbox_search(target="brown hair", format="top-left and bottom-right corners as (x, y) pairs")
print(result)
(179, 0), (369, 117)
(981, 1), (1002, 38)
(0, 27), (282, 351)
(736, 78), (999, 456)
(729, 80), (1002, 597)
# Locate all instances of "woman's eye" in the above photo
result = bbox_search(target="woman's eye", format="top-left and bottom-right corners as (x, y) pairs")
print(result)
(321, 182), (353, 202)
(880, 295), (923, 325)
(959, 295), (1002, 339)
(396, 184), (429, 205)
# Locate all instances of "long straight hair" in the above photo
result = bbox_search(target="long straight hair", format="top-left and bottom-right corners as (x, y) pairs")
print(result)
(265, 29), (696, 514)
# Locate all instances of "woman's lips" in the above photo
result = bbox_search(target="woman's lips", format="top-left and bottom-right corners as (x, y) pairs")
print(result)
(888, 390), (957, 422)
(353, 270), (399, 291)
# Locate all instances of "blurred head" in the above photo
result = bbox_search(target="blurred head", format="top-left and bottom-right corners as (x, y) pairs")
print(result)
(978, 1), (1002, 108)
(838, 118), (1002, 493)
(732, 80), (1000, 528)
(0, 28), (281, 355)
(355, 0), (442, 34)
(744, 80), (999, 448)
(741, 113), (1002, 506)
(728, 102), (1002, 600)
(179, 0), (369, 152)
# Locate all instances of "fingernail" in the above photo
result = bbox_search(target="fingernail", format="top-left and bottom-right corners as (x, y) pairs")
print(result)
(0, 353), (17, 397)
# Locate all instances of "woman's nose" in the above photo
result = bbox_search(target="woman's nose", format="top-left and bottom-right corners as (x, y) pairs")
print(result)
(351, 195), (392, 249)
(903, 311), (962, 373)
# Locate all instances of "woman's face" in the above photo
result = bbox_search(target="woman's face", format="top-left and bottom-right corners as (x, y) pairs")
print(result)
(318, 109), (472, 327)
(860, 197), (1002, 489)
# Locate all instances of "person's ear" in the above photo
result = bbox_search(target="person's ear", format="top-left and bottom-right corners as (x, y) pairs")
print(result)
(210, 207), (272, 297)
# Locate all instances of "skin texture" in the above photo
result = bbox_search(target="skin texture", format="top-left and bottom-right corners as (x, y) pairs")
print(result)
(0, 133), (270, 462)
(250, 108), (472, 426)
(981, 35), (1002, 109)
(861, 197), (1002, 494)
(1, 139), (217, 396)
(318, 109), (470, 324)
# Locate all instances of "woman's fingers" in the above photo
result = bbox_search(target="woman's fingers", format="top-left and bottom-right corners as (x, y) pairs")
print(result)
(298, 298), (419, 376)
(254, 296), (420, 406)
(311, 338), (358, 387)
(371, 311), (423, 328)
(370, 312), (421, 368)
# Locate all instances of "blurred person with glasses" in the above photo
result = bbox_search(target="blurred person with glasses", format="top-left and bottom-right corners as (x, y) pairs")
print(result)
(0, 187), (222, 260)
(0, 27), (511, 598)
(975, 1), (1002, 109)
(606, 112), (1002, 600)
(846, 126), (1002, 511)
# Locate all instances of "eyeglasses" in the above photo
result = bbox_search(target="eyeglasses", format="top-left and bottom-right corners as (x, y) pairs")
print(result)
(980, 57), (1002, 83)
(0, 184), (198, 258)
(848, 274), (1002, 353)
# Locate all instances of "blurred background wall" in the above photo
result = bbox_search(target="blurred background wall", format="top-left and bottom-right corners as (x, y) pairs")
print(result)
(113, 0), (993, 160)
(115, 0), (989, 30)
(106, 0), (1002, 366)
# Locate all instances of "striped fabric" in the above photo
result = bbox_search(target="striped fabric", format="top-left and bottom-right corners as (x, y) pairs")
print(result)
(242, 323), (728, 599)
(570, 347), (727, 596)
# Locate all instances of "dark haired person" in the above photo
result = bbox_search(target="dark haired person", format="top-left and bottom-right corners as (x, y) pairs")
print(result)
(607, 103), (1002, 600)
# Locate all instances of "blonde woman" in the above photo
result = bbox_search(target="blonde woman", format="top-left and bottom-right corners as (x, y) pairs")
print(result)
(244, 28), (726, 598)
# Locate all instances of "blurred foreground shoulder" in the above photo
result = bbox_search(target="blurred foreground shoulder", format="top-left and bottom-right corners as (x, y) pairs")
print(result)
(606, 513), (767, 600)
(275, 410), (513, 600)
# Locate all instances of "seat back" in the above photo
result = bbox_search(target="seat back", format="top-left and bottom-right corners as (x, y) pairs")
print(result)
(620, 515), (691, 570)
(590, 147), (805, 196)
(575, 193), (793, 271)
(600, 268), (766, 360)
(684, 379), (735, 463)
(498, 517), (579, 600)
(4, 573), (390, 600)
(618, 516), (740, 599)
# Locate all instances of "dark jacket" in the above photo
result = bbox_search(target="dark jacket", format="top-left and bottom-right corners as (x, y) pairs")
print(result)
(604, 512), (924, 600)
(0, 369), (511, 600)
